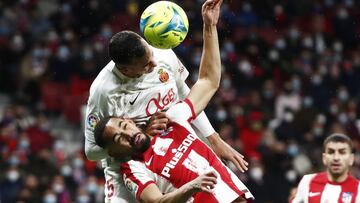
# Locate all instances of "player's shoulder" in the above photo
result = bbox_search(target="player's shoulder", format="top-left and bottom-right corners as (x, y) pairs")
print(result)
(151, 46), (177, 61)
(299, 173), (318, 184)
(347, 175), (360, 184)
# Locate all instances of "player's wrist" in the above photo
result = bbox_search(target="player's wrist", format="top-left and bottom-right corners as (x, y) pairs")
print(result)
(207, 132), (221, 145)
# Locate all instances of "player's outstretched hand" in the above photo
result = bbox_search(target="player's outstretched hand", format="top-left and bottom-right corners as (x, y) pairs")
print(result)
(202, 0), (223, 26)
(188, 171), (218, 193)
(146, 112), (169, 136)
(208, 133), (249, 173)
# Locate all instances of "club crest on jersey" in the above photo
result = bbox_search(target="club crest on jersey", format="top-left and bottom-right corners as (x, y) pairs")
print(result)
(158, 69), (169, 83)
(87, 114), (98, 130)
(160, 127), (173, 136)
(124, 178), (138, 196)
(342, 192), (353, 203)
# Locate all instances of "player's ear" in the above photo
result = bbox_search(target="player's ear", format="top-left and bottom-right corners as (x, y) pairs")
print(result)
(322, 152), (327, 165)
(349, 153), (354, 166)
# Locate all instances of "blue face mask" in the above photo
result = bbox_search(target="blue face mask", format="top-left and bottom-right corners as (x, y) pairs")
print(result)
(43, 194), (57, 203)
(287, 144), (299, 157)
(86, 182), (98, 193)
(77, 195), (90, 203)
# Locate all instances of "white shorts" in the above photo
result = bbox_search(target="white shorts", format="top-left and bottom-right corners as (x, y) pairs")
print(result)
(104, 165), (138, 203)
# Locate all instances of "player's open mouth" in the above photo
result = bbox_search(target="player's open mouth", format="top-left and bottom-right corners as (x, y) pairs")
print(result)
(133, 132), (143, 147)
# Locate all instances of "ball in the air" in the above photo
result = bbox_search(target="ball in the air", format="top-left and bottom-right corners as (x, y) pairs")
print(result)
(140, 1), (189, 49)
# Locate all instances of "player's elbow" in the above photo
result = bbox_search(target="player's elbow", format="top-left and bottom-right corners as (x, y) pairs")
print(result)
(84, 148), (97, 161)
(84, 146), (104, 161)
(207, 79), (220, 92)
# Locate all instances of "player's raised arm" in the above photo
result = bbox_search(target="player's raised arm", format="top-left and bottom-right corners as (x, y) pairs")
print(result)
(187, 0), (222, 116)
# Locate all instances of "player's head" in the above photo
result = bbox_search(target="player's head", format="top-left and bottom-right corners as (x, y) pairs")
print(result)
(322, 133), (354, 179)
(109, 30), (157, 78)
(94, 116), (151, 161)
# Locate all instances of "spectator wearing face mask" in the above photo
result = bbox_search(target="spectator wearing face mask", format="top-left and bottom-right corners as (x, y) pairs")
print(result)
(0, 166), (22, 203)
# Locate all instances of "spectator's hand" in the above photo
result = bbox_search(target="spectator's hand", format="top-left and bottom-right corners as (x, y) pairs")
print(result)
(145, 112), (169, 136)
(207, 133), (248, 173)
(187, 171), (218, 193)
(202, 0), (223, 26)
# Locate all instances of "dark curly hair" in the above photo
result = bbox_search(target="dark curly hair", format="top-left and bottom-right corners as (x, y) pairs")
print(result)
(94, 116), (113, 148)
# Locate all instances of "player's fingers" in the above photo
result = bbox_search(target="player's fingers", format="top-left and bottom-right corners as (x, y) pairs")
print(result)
(155, 117), (169, 124)
(202, 180), (216, 189)
(153, 111), (168, 118)
(203, 178), (217, 186)
(231, 158), (245, 173)
(202, 0), (214, 11)
(205, 170), (218, 178)
(233, 156), (248, 172)
(151, 123), (167, 130)
(147, 129), (164, 136)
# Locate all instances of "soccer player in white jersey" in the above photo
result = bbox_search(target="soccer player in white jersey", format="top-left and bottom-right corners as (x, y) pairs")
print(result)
(84, 2), (247, 203)
(93, 0), (254, 202)
(291, 133), (360, 203)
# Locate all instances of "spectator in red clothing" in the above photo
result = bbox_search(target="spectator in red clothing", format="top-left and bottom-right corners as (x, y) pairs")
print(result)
(238, 111), (264, 159)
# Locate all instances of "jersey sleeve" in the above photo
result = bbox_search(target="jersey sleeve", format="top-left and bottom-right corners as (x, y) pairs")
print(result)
(121, 161), (156, 200)
(84, 85), (115, 161)
(166, 49), (189, 92)
(166, 99), (196, 124)
(291, 174), (315, 203)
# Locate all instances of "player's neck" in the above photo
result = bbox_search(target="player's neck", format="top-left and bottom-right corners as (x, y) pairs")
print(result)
(327, 170), (349, 183)
(119, 68), (142, 78)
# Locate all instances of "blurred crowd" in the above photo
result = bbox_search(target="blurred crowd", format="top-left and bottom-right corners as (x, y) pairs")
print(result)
(0, 0), (360, 202)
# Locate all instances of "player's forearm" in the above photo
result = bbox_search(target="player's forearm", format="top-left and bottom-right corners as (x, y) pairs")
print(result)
(188, 24), (220, 116)
(198, 24), (221, 88)
(154, 183), (196, 203)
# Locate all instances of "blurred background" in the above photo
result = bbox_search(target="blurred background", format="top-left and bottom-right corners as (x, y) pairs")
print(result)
(0, 0), (360, 202)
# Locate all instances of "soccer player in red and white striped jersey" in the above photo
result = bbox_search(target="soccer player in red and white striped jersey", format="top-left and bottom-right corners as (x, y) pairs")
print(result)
(92, 0), (254, 202)
(291, 133), (360, 203)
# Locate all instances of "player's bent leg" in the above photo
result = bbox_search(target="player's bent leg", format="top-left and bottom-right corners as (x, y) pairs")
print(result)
(104, 166), (138, 203)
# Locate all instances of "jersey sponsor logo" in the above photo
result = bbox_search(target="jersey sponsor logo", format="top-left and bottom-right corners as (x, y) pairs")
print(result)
(129, 92), (141, 105)
(153, 138), (173, 156)
(87, 114), (98, 130)
(145, 88), (175, 116)
(183, 150), (210, 175)
(158, 69), (169, 83)
(161, 133), (197, 178)
(342, 192), (353, 203)
(308, 192), (320, 197)
(124, 178), (139, 196)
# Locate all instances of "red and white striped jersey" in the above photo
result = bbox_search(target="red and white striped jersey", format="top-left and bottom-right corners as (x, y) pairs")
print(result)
(291, 172), (360, 203)
(121, 99), (254, 203)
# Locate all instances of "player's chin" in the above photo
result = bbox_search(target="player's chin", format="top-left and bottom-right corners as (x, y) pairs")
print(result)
(329, 166), (345, 174)
(135, 134), (151, 153)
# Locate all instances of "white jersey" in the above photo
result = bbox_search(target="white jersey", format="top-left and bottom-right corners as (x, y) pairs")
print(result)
(121, 99), (254, 203)
(291, 172), (360, 203)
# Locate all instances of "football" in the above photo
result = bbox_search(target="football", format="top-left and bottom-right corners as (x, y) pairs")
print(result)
(140, 1), (189, 49)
